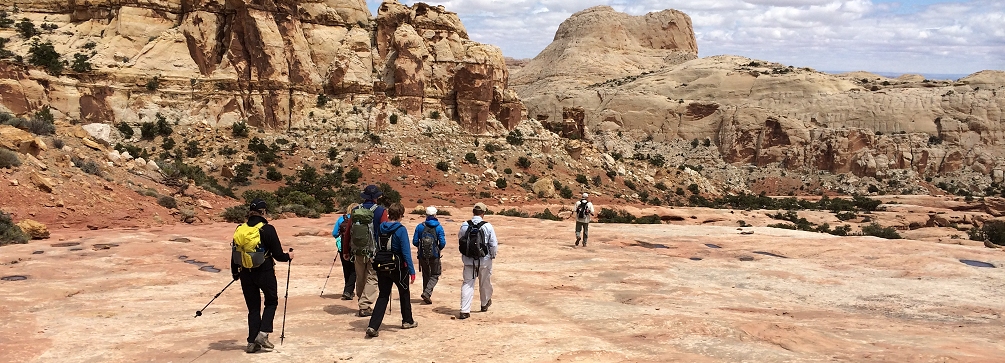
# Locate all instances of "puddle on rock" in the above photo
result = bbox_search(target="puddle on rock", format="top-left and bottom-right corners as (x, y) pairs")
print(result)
(51, 242), (80, 247)
(689, 257), (702, 261)
(92, 244), (119, 250)
(634, 241), (670, 249)
(170, 237), (191, 243)
(960, 259), (995, 268)
(178, 255), (188, 260)
(32, 251), (43, 255)
(753, 251), (788, 259)
(69, 248), (83, 251)
(1, 275), (27, 281)
(704, 244), (721, 249)
(199, 265), (221, 273)
(738, 256), (755, 261)
(184, 260), (207, 266)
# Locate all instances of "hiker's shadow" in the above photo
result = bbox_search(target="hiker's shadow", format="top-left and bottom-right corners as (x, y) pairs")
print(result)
(323, 304), (357, 316)
(208, 339), (244, 351)
(432, 306), (457, 317)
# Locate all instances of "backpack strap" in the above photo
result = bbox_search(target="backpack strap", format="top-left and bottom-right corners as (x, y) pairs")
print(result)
(381, 224), (404, 251)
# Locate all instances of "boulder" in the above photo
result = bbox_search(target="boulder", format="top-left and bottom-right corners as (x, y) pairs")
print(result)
(16, 219), (50, 240)
(0, 125), (45, 156)
(533, 177), (556, 198)
(29, 171), (54, 193)
(81, 138), (103, 151)
(81, 123), (112, 145)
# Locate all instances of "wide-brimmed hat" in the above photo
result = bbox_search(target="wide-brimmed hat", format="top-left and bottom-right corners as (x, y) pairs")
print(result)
(360, 184), (382, 200)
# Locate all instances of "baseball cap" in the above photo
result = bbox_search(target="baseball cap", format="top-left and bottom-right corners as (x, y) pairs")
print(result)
(582, 193), (589, 198)
(473, 202), (487, 212)
(249, 199), (268, 212)
(426, 206), (438, 216)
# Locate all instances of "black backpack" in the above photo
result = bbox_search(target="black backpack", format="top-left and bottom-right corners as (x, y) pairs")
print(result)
(459, 221), (489, 259)
(576, 200), (590, 219)
(372, 225), (403, 273)
(419, 222), (439, 258)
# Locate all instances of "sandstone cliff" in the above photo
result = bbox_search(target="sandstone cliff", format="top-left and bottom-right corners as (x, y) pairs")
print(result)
(0, 0), (523, 133)
(512, 7), (1005, 180)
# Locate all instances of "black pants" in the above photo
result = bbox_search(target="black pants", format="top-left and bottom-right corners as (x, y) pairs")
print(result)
(367, 269), (413, 331)
(240, 268), (279, 344)
(340, 252), (356, 297)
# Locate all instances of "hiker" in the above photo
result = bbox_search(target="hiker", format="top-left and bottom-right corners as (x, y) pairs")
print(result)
(365, 202), (417, 337)
(231, 199), (294, 353)
(344, 185), (389, 317)
(331, 203), (359, 300)
(457, 202), (498, 320)
(412, 206), (446, 304)
(574, 193), (595, 247)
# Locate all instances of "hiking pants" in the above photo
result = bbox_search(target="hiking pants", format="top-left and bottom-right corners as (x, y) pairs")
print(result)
(419, 258), (441, 298)
(354, 256), (378, 312)
(340, 252), (356, 298)
(239, 268), (278, 344)
(575, 221), (589, 244)
(460, 259), (493, 313)
(367, 268), (414, 331)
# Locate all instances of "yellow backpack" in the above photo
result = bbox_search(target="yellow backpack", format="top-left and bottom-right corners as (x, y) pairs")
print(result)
(232, 223), (267, 268)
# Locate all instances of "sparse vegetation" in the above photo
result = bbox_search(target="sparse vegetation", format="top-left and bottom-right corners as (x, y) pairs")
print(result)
(465, 152), (478, 164)
(575, 174), (588, 184)
(316, 94), (329, 108)
(146, 76), (160, 91)
(484, 143), (499, 153)
(516, 156), (531, 169)
(389, 114), (398, 125)
(390, 155), (401, 167)
(860, 223), (902, 239)
(0, 209), (29, 245)
(265, 167), (282, 181)
(0, 148), (21, 168)
(185, 140), (202, 158)
(232, 121), (249, 138)
(117, 122), (134, 139)
(71, 53), (92, 73)
(506, 129), (524, 146)
(222, 205), (250, 224)
(969, 220), (1005, 246)
(496, 177), (507, 189)
(28, 40), (63, 75)
(436, 161), (449, 172)
(15, 18), (36, 38)
(344, 166), (363, 184)
(157, 195), (178, 209)
(531, 208), (562, 221)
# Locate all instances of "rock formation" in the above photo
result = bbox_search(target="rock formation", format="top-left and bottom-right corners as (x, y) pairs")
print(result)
(0, 0), (523, 134)
(512, 7), (1005, 179)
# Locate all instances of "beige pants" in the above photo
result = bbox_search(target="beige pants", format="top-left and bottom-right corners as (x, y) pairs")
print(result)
(354, 256), (378, 311)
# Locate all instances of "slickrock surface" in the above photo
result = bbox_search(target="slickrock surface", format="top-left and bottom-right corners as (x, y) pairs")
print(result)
(2, 208), (1004, 362)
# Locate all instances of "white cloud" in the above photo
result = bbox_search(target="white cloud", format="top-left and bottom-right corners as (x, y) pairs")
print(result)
(367, 0), (1005, 75)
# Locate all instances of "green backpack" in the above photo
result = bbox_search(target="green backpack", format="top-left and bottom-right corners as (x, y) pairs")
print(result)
(350, 205), (378, 257)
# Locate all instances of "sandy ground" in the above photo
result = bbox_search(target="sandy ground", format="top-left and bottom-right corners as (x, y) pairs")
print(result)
(2, 209), (1005, 362)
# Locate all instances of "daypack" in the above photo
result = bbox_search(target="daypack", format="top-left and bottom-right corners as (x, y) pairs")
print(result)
(350, 205), (379, 257)
(232, 222), (267, 268)
(576, 200), (590, 219)
(373, 225), (403, 273)
(459, 220), (489, 259)
(337, 214), (351, 252)
(418, 222), (439, 258)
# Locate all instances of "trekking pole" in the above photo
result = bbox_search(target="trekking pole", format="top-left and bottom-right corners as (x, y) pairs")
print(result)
(280, 248), (293, 345)
(320, 257), (337, 297)
(194, 279), (237, 318)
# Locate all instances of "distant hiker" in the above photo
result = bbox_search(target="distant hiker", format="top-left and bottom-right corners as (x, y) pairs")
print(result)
(366, 202), (417, 337)
(231, 199), (294, 353)
(457, 202), (498, 320)
(344, 185), (389, 317)
(412, 206), (446, 304)
(574, 193), (594, 247)
(331, 203), (359, 300)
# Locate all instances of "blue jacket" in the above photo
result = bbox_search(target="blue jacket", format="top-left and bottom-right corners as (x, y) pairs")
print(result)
(332, 214), (347, 252)
(379, 221), (415, 276)
(412, 216), (446, 259)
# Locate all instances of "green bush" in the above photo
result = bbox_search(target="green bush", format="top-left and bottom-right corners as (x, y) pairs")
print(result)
(140, 122), (156, 140)
(436, 161), (449, 172)
(430, 111), (440, 119)
(0, 209), (29, 245)
(390, 155), (401, 167)
(655, 182), (667, 191)
(222, 205), (249, 223)
(0, 148), (21, 168)
(15, 18), (36, 38)
(274, 165), (342, 214)
(516, 156), (531, 169)
(860, 223), (902, 239)
(232, 121), (249, 138)
(496, 178), (507, 189)
(624, 180), (636, 191)
(157, 195), (178, 209)
(334, 185), (360, 211)
(969, 220), (1005, 246)
(606, 170), (617, 180)
(484, 143), (499, 153)
(159, 159), (235, 198)
(0, 11), (13, 29)
(327, 146), (338, 161)
(316, 94), (329, 108)
(389, 114), (398, 125)
(465, 152), (478, 164)
(248, 137), (279, 164)
(72, 157), (102, 176)
(835, 211), (857, 221)
(15, 107), (56, 136)
(531, 208), (562, 221)
(117, 122), (134, 139)
(344, 167), (363, 184)
(687, 183), (700, 195)
(479, 191), (492, 198)
(633, 214), (662, 224)
(161, 137), (175, 150)
(597, 208), (637, 223)
(155, 114), (172, 136)
(266, 166), (283, 181)
(559, 185), (573, 198)
(71, 53), (92, 73)
(146, 76), (160, 91)
(575, 174), (588, 184)
(506, 129), (524, 146)
(185, 140), (202, 158)
(497, 208), (529, 218)
(378, 182), (402, 207)
(231, 163), (252, 185)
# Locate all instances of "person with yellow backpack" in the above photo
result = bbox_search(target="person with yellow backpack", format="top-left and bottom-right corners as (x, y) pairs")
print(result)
(231, 199), (294, 353)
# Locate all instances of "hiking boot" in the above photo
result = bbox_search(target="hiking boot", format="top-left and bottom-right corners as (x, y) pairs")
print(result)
(458, 312), (470, 320)
(365, 327), (379, 337)
(401, 321), (418, 329)
(480, 299), (492, 312)
(575, 237), (580, 246)
(255, 332), (274, 349)
(245, 342), (261, 353)
(421, 294), (432, 304)
(340, 293), (353, 300)
(358, 309), (372, 317)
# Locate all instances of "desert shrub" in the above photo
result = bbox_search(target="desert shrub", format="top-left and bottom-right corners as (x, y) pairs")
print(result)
(334, 185), (360, 211)
(71, 53), (92, 73)
(0, 210), (29, 245)
(591, 175), (602, 186)
(390, 156), (401, 167)
(185, 140), (202, 158)
(155, 114), (172, 136)
(316, 94), (329, 108)
(344, 166), (362, 184)
(532, 208), (562, 221)
(479, 191), (492, 198)
(835, 211), (857, 221)
(278, 204), (320, 218)
(676, 187), (685, 196)
(560, 185), (573, 199)
(117, 122), (134, 139)
(506, 129), (524, 146)
(503, 168), (512, 174)
(230, 163), (252, 185)
(0, 11), (13, 29)
(516, 156), (531, 169)
(140, 122), (156, 140)
(655, 182), (667, 191)
(969, 220), (1005, 246)
(830, 225), (852, 236)
(51, 138), (64, 149)
(690, 138), (699, 148)
(687, 183), (700, 195)
(247, 137), (279, 164)
(327, 146), (338, 160)
(633, 214), (662, 224)
(222, 205), (249, 224)
(576, 174), (588, 184)
(430, 111), (440, 119)
(648, 154), (666, 167)
(377, 182), (402, 207)
(161, 137), (176, 151)
(770, 210), (815, 231)
(232, 121), (249, 138)
(389, 114), (398, 125)
(624, 180), (636, 191)
(266, 166), (283, 181)
(484, 143), (499, 153)
(146, 76), (160, 91)
(606, 170), (617, 180)
(160, 159), (235, 197)
(860, 223), (902, 239)
(597, 208), (637, 223)
(77, 159), (102, 176)
(465, 152), (478, 164)
(495, 178), (507, 189)
(157, 195), (178, 209)
(273, 165), (341, 214)
(15, 107), (56, 135)
(738, 220), (750, 227)
(436, 161), (449, 172)
(0, 148), (20, 168)
(497, 208), (529, 218)
(15, 18), (36, 38)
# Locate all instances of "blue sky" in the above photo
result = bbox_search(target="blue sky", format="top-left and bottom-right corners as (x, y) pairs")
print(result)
(366, 1), (1004, 76)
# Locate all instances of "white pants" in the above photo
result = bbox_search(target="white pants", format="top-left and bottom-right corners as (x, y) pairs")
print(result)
(460, 258), (493, 313)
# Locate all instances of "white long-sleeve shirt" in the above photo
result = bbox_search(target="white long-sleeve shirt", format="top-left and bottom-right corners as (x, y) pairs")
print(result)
(574, 199), (595, 223)
(458, 215), (498, 265)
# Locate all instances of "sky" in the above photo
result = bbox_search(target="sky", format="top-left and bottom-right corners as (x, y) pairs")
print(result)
(366, 0), (1004, 76)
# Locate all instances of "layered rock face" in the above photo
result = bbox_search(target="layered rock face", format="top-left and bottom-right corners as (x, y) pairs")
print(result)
(0, 0), (522, 133)
(512, 7), (1005, 178)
